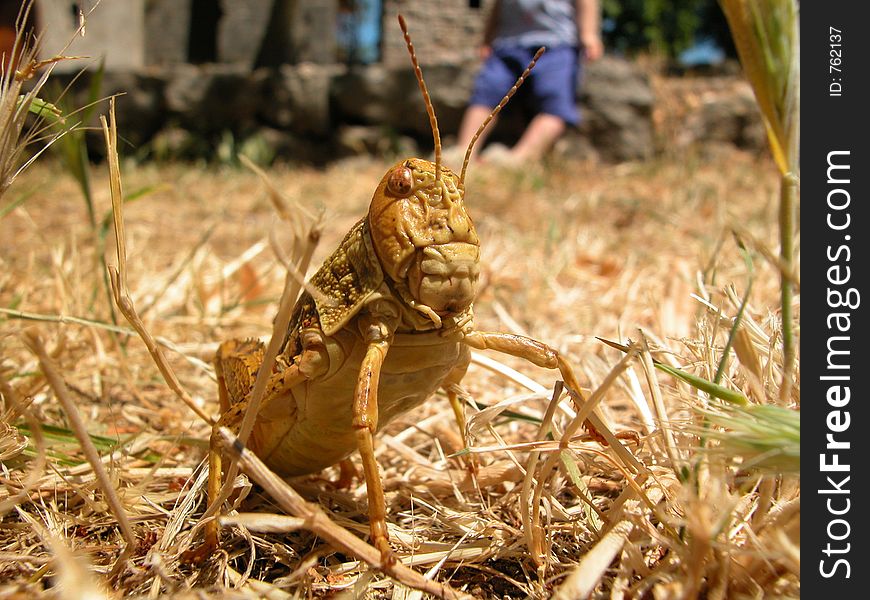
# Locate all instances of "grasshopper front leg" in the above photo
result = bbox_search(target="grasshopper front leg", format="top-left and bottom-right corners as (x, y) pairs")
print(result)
(440, 351), (476, 466)
(463, 331), (642, 455)
(462, 331), (606, 441)
(353, 314), (395, 566)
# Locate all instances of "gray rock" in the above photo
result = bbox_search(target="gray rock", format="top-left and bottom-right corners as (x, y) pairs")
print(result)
(144, 0), (192, 65)
(335, 125), (418, 159)
(332, 63), (474, 143)
(332, 64), (405, 126)
(695, 86), (766, 149)
(665, 79), (767, 151)
(163, 64), (262, 133)
(579, 56), (655, 161)
(257, 64), (343, 135)
(99, 71), (167, 147)
(581, 56), (655, 109)
(217, 0), (274, 67)
(286, 0), (338, 64)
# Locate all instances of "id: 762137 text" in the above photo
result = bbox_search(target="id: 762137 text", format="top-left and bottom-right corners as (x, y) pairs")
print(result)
(830, 27), (843, 97)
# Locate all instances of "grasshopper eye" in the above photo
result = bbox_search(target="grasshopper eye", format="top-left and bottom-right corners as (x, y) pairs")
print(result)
(386, 166), (414, 197)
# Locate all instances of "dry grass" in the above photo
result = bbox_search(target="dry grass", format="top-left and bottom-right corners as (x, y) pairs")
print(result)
(0, 131), (798, 598)
(0, 0), (88, 207)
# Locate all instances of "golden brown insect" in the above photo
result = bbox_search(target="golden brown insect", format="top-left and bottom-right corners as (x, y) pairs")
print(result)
(199, 15), (605, 565)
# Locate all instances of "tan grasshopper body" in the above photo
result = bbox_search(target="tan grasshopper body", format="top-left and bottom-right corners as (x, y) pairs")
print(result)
(202, 16), (600, 565)
(232, 168), (477, 477)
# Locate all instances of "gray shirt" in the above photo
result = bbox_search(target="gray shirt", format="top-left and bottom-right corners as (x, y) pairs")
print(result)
(491, 0), (579, 49)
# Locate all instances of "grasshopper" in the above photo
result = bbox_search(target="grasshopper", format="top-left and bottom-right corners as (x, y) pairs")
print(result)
(200, 15), (607, 566)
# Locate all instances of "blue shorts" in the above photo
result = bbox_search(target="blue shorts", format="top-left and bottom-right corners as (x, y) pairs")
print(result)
(469, 45), (581, 126)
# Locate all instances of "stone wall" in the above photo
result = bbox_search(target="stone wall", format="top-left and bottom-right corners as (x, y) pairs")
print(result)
(37, 0), (338, 69)
(32, 0), (759, 165)
(144, 0), (192, 66)
(380, 0), (491, 67)
(38, 0), (145, 72)
(34, 0), (493, 70)
(49, 55), (658, 165)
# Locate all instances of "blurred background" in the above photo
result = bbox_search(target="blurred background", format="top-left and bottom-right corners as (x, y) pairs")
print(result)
(1, 0), (762, 166)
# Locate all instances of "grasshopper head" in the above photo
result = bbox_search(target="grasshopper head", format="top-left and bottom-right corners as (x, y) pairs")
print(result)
(368, 158), (480, 318)
(370, 16), (540, 324)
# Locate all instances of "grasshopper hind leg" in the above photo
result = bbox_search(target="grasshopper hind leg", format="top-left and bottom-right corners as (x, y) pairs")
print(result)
(187, 339), (310, 562)
(183, 339), (264, 562)
(215, 339), (266, 413)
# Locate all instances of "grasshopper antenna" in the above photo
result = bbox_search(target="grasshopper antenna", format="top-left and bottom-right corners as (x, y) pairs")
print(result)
(398, 14), (442, 182)
(460, 47), (546, 184)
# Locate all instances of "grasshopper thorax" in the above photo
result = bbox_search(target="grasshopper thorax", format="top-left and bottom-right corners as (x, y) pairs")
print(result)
(367, 157), (480, 319)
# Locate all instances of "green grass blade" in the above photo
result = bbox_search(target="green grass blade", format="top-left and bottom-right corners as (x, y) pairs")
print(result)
(598, 337), (749, 406)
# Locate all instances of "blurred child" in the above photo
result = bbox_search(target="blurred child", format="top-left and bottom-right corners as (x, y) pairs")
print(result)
(450, 0), (602, 166)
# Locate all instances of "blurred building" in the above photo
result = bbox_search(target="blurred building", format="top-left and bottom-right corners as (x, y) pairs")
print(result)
(37, 0), (144, 70)
(379, 0), (487, 67)
(8, 0), (664, 165)
(30, 0), (490, 71)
